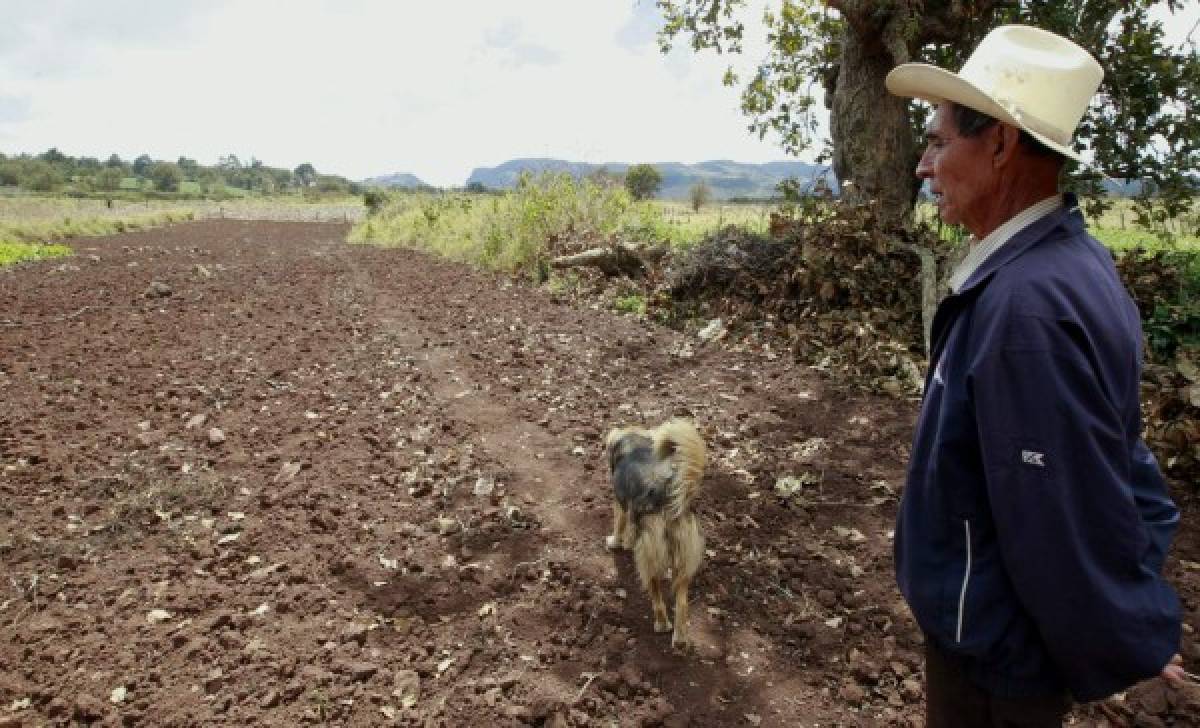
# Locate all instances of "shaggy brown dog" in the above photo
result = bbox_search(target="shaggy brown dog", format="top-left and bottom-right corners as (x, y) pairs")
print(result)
(604, 419), (705, 649)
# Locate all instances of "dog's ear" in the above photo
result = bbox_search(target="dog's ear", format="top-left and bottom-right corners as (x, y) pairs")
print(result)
(605, 429), (626, 472)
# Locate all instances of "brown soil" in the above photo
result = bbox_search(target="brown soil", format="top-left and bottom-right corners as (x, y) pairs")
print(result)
(0, 220), (1196, 727)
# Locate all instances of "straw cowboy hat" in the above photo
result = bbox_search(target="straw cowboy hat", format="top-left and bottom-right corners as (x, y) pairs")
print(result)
(885, 25), (1103, 163)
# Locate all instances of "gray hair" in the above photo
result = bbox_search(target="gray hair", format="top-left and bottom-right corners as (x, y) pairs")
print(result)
(950, 103), (1065, 162)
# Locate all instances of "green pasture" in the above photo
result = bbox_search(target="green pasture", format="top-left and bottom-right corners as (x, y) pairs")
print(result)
(0, 196), (203, 224)
(915, 198), (1200, 251)
(110, 176), (248, 197)
(0, 202), (197, 267)
(1089, 198), (1200, 251)
(647, 198), (1200, 253)
(641, 201), (1200, 259)
(654, 200), (774, 242)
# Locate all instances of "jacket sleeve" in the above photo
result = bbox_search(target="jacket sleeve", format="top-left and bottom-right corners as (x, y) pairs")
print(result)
(1129, 438), (1179, 574)
(970, 310), (1181, 702)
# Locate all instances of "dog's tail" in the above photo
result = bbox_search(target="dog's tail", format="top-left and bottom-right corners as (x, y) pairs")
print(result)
(651, 419), (705, 521)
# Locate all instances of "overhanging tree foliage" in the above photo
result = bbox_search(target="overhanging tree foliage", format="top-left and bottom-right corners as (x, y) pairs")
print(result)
(658, 0), (1199, 228)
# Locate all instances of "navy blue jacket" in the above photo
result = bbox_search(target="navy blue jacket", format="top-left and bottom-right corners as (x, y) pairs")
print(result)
(896, 196), (1182, 702)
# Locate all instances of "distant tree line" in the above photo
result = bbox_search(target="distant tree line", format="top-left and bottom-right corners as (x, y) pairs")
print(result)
(0, 148), (361, 199)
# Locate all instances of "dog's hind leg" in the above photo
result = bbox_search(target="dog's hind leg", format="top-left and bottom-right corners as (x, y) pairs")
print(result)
(670, 575), (691, 648)
(605, 503), (629, 551)
(635, 517), (672, 633)
(648, 578), (672, 634)
(670, 516), (704, 650)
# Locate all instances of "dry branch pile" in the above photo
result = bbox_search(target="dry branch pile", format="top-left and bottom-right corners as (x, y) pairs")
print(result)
(656, 204), (941, 396)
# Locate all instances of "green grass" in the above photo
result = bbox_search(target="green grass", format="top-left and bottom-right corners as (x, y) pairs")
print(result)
(0, 241), (72, 265)
(0, 200), (223, 267)
(914, 198), (1200, 252)
(0, 194), (364, 229)
(1093, 227), (1200, 252)
(0, 210), (196, 267)
(0, 196), (201, 223)
(650, 197), (1200, 252)
(613, 293), (647, 315)
(1088, 197), (1200, 251)
(653, 200), (773, 245)
(0, 194), (367, 267)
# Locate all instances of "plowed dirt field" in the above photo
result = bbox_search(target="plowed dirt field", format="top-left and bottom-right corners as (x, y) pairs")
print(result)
(1, 221), (1196, 727)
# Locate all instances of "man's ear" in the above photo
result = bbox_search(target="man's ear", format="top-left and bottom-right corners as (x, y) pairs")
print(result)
(993, 123), (1022, 169)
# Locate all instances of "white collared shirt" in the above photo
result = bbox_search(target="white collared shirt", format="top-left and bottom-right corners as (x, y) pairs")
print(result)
(948, 194), (1064, 293)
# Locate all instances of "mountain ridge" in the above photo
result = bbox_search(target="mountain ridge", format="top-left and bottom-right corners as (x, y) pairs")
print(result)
(464, 158), (836, 200)
(362, 172), (429, 189)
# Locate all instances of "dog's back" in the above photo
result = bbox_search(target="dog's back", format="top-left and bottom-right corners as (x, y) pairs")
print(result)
(651, 419), (704, 520)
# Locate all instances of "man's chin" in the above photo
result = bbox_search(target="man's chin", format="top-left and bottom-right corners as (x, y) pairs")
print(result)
(937, 205), (960, 227)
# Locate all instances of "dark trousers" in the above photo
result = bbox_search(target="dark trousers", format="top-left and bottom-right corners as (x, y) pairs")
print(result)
(925, 642), (1072, 728)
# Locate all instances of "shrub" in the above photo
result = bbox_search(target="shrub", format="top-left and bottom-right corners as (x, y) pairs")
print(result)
(363, 188), (389, 216)
(0, 162), (19, 187)
(1115, 248), (1200, 362)
(148, 163), (183, 192)
(689, 181), (713, 211)
(95, 167), (125, 192)
(22, 160), (64, 192)
(625, 164), (662, 201)
(349, 172), (675, 277)
(132, 155), (154, 176)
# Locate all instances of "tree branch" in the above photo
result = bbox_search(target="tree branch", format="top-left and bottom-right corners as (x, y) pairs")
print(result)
(825, 0), (879, 38)
(916, 0), (1016, 45)
(550, 243), (667, 277)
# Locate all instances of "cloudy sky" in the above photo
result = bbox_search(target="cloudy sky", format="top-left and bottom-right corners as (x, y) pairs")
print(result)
(0, 1), (1194, 187)
(0, 0), (787, 187)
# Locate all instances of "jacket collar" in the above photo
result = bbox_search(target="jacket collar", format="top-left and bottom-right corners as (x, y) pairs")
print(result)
(953, 192), (1085, 296)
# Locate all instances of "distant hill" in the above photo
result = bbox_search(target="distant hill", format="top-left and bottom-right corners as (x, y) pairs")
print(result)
(465, 158), (838, 200)
(362, 172), (428, 189)
(364, 162), (1145, 199)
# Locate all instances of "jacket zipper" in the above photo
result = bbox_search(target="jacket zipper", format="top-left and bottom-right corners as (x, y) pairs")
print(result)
(956, 519), (971, 643)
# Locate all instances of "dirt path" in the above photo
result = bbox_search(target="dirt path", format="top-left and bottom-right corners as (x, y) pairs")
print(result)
(1, 221), (1195, 727)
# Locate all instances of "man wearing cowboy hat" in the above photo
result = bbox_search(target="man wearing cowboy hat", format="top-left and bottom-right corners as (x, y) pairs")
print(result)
(885, 25), (1186, 725)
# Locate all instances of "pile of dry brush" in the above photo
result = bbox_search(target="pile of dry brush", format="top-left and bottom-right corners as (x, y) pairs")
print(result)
(654, 202), (939, 397)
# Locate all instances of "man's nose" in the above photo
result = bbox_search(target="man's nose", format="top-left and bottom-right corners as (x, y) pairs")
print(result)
(916, 148), (933, 180)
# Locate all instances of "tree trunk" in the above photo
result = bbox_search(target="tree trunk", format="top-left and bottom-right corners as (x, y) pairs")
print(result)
(829, 24), (920, 228)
